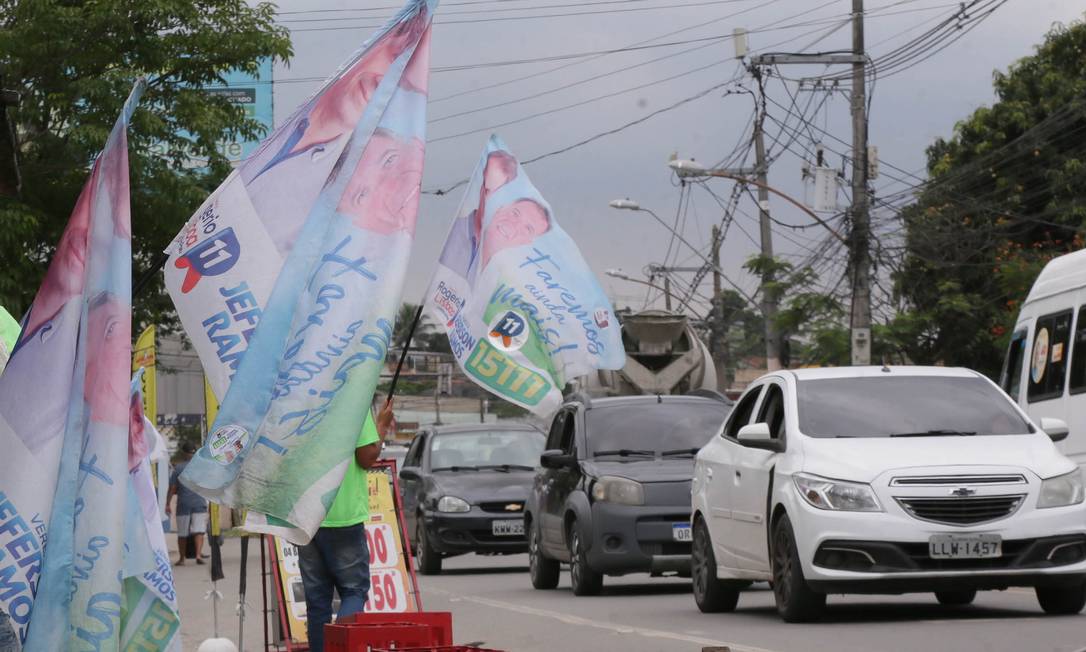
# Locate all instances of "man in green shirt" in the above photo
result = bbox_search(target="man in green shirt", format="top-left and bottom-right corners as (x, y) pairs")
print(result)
(298, 402), (393, 652)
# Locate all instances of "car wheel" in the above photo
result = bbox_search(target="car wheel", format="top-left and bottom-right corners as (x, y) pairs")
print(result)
(692, 518), (740, 613)
(529, 523), (560, 590)
(935, 589), (976, 606)
(415, 522), (442, 575)
(568, 525), (603, 596)
(771, 514), (825, 622)
(1036, 582), (1086, 615)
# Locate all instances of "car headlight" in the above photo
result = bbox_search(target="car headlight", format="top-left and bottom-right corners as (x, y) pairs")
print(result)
(793, 473), (881, 512)
(1038, 469), (1085, 509)
(436, 496), (471, 513)
(591, 476), (644, 506)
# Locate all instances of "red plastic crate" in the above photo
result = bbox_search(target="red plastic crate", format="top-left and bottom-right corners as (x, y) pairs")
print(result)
(372, 647), (504, 652)
(337, 612), (453, 645)
(324, 622), (435, 651)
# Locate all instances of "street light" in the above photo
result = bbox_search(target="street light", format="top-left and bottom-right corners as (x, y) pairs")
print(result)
(608, 199), (757, 306)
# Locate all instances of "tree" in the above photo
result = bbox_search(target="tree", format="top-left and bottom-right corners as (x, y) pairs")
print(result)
(894, 20), (1086, 376)
(393, 302), (435, 350)
(0, 0), (291, 331)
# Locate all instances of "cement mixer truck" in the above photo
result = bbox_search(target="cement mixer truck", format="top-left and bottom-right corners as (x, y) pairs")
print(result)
(579, 309), (718, 397)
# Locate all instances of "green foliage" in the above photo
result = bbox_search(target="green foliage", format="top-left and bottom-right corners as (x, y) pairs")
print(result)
(394, 302), (436, 350)
(895, 20), (1086, 376)
(0, 0), (291, 330)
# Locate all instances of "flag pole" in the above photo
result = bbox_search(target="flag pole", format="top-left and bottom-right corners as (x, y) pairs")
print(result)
(385, 303), (424, 402)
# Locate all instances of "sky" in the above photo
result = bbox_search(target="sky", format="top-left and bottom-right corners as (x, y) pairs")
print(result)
(264, 0), (1083, 318)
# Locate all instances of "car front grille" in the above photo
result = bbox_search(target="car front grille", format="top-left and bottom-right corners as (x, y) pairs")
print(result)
(890, 474), (1026, 486)
(896, 494), (1025, 526)
(478, 501), (525, 514)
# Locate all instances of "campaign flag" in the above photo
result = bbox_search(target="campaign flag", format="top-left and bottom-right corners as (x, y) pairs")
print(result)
(0, 79), (144, 651)
(120, 370), (181, 651)
(179, 0), (435, 545)
(426, 136), (625, 415)
(165, 0), (435, 402)
(0, 306), (18, 375)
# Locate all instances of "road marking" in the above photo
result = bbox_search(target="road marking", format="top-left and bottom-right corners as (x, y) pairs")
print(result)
(427, 587), (780, 652)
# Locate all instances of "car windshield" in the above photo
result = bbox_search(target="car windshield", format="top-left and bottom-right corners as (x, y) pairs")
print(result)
(796, 375), (1033, 438)
(429, 429), (544, 470)
(586, 401), (729, 457)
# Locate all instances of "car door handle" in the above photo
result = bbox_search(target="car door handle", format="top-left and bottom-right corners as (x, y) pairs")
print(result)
(735, 470), (742, 479)
(706, 468), (713, 479)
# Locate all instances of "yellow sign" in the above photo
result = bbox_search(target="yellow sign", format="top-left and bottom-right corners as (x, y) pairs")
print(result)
(132, 325), (156, 422)
(272, 467), (416, 643)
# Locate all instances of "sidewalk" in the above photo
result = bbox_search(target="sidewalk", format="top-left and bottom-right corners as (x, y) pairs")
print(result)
(171, 535), (271, 652)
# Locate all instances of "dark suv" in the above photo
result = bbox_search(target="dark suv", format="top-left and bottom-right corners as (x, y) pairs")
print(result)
(525, 393), (731, 595)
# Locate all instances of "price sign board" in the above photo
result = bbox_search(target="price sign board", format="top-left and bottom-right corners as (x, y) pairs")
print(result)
(269, 460), (419, 644)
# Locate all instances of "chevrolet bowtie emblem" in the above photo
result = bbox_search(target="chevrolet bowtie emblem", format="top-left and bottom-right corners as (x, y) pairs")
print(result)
(504, 503), (522, 511)
(951, 487), (976, 497)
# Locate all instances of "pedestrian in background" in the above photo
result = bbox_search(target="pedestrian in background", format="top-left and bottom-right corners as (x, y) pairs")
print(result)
(299, 401), (394, 652)
(167, 441), (209, 565)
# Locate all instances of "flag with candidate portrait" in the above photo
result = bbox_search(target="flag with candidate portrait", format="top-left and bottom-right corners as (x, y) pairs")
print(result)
(426, 136), (625, 416)
(178, 0), (435, 545)
(164, 0), (434, 401)
(119, 370), (181, 652)
(0, 80), (144, 651)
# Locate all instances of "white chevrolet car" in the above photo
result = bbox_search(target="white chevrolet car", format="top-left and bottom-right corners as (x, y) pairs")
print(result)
(691, 366), (1086, 622)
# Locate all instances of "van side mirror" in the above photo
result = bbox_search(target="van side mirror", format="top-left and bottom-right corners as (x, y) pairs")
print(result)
(399, 467), (421, 481)
(541, 449), (577, 470)
(1040, 417), (1069, 443)
(737, 423), (784, 452)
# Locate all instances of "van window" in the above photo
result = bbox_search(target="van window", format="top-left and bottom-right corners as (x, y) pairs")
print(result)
(1000, 329), (1027, 402)
(1027, 310), (1072, 403)
(1069, 307), (1086, 394)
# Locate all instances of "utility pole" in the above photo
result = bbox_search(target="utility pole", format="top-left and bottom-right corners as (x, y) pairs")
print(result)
(744, 4), (871, 366)
(710, 225), (729, 390)
(663, 276), (672, 311)
(751, 87), (782, 371)
(848, 0), (872, 365)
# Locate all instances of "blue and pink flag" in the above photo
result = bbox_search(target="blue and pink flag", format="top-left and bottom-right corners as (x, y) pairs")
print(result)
(426, 136), (625, 415)
(177, 0), (436, 544)
(0, 80), (144, 651)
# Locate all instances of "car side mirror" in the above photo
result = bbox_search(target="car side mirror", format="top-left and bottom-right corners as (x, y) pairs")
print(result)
(737, 423), (784, 452)
(540, 449), (577, 470)
(399, 467), (421, 481)
(1040, 417), (1069, 443)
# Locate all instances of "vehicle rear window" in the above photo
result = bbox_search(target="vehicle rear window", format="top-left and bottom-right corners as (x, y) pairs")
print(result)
(430, 430), (544, 469)
(796, 376), (1032, 438)
(585, 401), (729, 455)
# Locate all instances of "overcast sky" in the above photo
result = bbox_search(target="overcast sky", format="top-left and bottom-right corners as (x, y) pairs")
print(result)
(266, 0), (1082, 317)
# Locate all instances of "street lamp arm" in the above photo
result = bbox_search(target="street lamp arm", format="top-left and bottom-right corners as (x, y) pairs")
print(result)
(701, 170), (846, 244)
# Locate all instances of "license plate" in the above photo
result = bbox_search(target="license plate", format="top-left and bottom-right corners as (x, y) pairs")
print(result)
(672, 523), (692, 542)
(492, 519), (524, 536)
(929, 534), (1002, 559)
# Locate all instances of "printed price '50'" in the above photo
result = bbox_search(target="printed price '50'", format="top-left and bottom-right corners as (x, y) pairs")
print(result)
(365, 569), (407, 613)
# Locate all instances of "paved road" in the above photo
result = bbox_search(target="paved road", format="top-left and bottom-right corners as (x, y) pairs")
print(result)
(419, 553), (1086, 652)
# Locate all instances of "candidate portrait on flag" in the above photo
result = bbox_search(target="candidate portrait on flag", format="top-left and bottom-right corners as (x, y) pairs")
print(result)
(427, 136), (626, 416)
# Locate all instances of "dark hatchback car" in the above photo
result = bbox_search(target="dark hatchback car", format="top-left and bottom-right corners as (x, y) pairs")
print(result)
(398, 423), (545, 574)
(525, 393), (731, 595)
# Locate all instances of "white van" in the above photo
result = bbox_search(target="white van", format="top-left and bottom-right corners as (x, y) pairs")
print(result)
(1001, 249), (1086, 470)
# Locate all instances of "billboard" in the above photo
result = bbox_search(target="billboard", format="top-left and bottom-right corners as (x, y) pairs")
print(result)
(150, 59), (274, 168)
